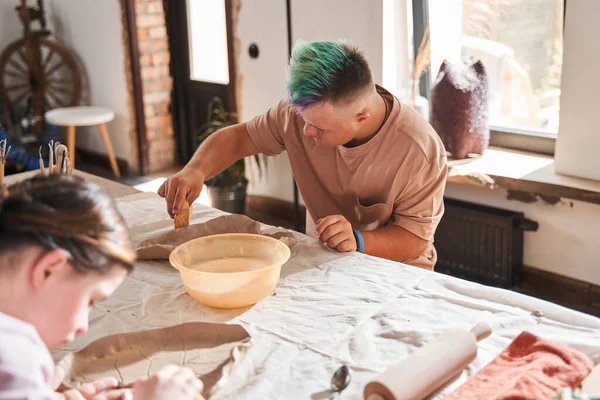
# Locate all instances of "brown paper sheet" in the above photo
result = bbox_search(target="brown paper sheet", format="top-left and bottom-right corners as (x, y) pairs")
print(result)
(58, 322), (250, 397)
(136, 214), (297, 260)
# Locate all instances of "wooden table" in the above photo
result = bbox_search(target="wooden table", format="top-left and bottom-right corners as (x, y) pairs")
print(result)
(63, 181), (600, 399)
(7, 171), (600, 399)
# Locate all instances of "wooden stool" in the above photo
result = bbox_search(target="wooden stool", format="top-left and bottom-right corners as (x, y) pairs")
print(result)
(45, 106), (121, 178)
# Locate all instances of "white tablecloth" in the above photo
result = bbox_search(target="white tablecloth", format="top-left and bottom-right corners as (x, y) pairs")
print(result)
(54, 192), (600, 399)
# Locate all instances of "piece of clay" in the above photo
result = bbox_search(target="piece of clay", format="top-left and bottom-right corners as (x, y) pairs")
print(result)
(531, 309), (544, 318)
(174, 201), (192, 229)
(138, 215), (297, 260)
(135, 244), (175, 260)
(137, 214), (261, 260)
(58, 322), (250, 398)
(264, 231), (298, 248)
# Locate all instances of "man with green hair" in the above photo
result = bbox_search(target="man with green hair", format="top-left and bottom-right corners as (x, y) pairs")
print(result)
(159, 41), (447, 270)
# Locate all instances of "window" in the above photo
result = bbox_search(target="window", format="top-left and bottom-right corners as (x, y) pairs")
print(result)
(187, 0), (230, 84)
(415, 0), (564, 149)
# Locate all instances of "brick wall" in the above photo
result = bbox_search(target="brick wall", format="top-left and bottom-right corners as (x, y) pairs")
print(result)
(135, 0), (176, 173)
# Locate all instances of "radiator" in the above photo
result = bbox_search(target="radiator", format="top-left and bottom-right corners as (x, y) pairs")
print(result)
(434, 198), (538, 288)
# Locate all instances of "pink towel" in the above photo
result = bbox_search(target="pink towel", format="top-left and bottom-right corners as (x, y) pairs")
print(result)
(445, 331), (593, 400)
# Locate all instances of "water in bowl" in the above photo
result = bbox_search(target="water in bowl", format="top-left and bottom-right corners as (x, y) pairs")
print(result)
(189, 257), (271, 273)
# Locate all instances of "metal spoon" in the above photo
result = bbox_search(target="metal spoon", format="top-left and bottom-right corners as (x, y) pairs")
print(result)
(331, 365), (351, 393)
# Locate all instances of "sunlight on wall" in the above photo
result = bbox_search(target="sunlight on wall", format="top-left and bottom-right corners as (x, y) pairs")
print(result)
(133, 178), (212, 207)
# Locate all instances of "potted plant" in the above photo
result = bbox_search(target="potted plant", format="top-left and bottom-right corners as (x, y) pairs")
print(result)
(196, 97), (247, 214)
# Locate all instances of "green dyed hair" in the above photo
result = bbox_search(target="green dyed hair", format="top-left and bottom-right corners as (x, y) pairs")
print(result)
(287, 41), (373, 109)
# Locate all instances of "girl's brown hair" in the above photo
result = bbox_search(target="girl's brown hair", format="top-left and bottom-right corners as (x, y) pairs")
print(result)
(0, 175), (135, 272)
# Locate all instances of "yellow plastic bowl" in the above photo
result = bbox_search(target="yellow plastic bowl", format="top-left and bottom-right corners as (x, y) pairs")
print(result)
(169, 233), (291, 309)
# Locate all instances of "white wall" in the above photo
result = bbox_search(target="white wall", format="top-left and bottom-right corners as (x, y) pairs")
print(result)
(235, 0), (293, 201)
(555, 0), (600, 181)
(382, 0), (412, 99)
(46, 0), (132, 163)
(290, 0), (384, 84)
(445, 183), (600, 286)
(0, 2), (22, 55)
(1, 0), (132, 165)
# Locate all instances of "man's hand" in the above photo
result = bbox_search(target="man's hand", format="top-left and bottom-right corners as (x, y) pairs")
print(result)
(158, 168), (205, 218)
(157, 123), (258, 219)
(315, 215), (357, 253)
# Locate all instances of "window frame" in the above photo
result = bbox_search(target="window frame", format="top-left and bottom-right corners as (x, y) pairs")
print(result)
(412, 0), (565, 156)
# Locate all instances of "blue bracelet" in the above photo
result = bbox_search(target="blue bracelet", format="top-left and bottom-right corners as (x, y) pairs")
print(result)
(353, 229), (364, 253)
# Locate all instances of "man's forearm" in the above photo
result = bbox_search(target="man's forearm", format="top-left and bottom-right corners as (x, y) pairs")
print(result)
(361, 224), (429, 265)
(186, 122), (258, 180)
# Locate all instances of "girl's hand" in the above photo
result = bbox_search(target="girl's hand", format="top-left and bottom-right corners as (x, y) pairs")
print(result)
(132, 365), (204, 400)
(53, 365), (128, 400)
(54, 377), (128, 399)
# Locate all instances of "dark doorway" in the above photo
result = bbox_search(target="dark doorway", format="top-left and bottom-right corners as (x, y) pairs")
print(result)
(164, 0), (237, 165)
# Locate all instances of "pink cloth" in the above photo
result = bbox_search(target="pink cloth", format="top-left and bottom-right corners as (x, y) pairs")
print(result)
(0, 312), (55, 400)
(445, 331), (594, 400)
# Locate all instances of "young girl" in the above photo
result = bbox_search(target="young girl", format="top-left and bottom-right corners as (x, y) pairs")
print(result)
(0, 175), (203, 400)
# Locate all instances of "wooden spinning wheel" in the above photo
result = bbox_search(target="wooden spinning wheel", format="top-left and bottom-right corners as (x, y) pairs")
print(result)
(0, 0), (82, 113)
(0, 38), (82, 110)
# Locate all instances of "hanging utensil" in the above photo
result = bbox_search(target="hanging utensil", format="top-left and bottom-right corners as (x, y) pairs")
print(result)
(39, 145), (46, 176)
(56, 143), (66, 174)
(54, 141), (61, 173)
(0, 139), (11, 165)
(0, 139), (10, 188)
(59, 147), (68, 174)
(48, 140), (54, 174)
(66, 157), (72, 175)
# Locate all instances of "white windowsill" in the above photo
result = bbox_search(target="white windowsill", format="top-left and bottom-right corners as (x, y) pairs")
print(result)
(447, 147), (600, 204)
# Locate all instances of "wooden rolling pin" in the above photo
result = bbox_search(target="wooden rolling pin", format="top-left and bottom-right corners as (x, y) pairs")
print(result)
(364, 322), (492, 400)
